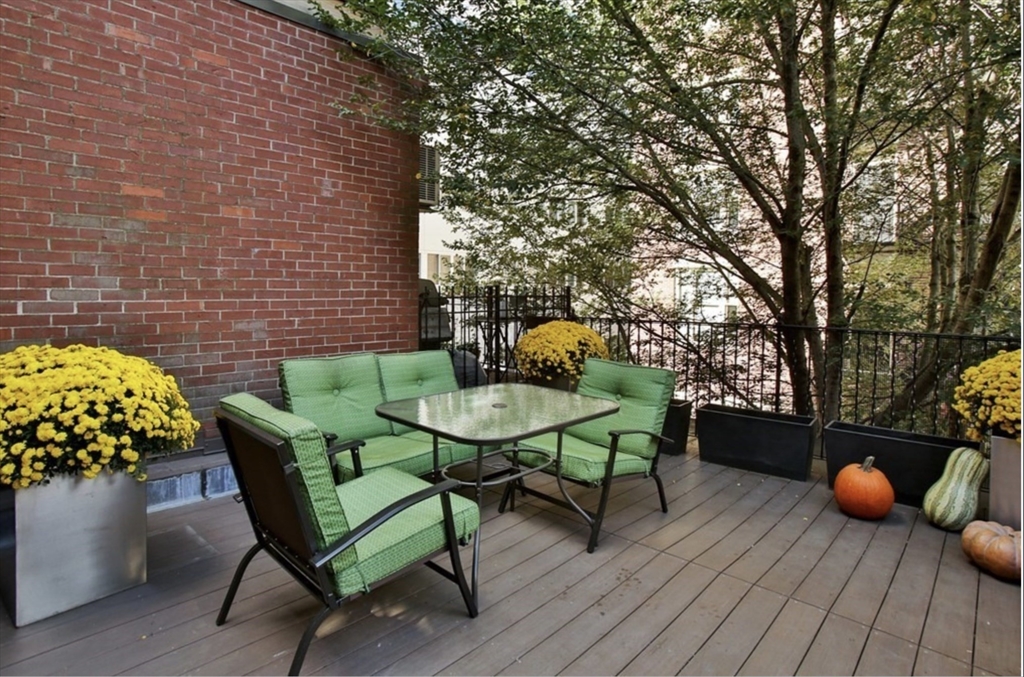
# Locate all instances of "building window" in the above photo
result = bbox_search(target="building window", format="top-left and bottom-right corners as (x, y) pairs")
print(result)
(675, 265), (736, 321)
(425, 253), (454, 281)
(852, 164), (897, 245)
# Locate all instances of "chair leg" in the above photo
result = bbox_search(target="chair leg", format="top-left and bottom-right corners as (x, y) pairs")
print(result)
(653, 471), (668, 513)
(216, 542), (264, 625)
(498, 447), (525, 513)
(447, 530), (478, 619)
(587, 481), (614, 554)
(498, 479), (514, 513)
(288, 604), (334, 676)
(441, 493), (478, 617)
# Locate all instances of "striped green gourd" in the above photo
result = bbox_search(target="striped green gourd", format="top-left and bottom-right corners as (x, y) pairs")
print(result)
(923, 446), (990, 531)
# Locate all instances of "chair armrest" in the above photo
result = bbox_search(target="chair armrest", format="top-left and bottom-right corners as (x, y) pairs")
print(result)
(312, 478), (464, 568)
(326, 439), (366, 479)
(608, 429), (673, 447)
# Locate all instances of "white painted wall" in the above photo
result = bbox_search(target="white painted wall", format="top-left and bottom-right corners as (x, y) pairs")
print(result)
(419, 211), (460, 281)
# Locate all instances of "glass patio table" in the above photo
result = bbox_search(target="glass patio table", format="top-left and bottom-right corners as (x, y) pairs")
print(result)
(375, 382), (619, 606)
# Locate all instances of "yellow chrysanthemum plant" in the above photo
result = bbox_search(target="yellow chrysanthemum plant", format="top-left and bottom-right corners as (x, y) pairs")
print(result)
(513, 320), (610, 383)
(952, 349), (1021, 444)
(0, 344), (201, 489)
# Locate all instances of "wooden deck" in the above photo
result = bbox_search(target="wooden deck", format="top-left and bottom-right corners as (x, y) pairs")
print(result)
(2, 449), (1020, 676)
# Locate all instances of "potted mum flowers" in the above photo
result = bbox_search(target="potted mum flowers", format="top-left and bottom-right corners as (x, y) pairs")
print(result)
(952, 349), (1021, 529)
(513, 320), (609, 390)
(0, 343), (201, 626)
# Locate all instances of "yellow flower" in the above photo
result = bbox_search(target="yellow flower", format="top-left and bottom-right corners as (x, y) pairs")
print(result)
(953, 349), (1021, 443)
(513, 321), (610, 381)
(0, 344), (201, 489)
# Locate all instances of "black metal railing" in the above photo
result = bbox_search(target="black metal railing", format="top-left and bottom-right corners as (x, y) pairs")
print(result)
(424, 285), (1020, 446)
(421, 284), (574, 381)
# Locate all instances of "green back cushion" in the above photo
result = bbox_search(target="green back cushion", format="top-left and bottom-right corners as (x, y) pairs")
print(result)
(279, 353), (393, 440)
(218, 393), (356, 570)
(568, 358), (675, 458)
(378, 351), (459, 434)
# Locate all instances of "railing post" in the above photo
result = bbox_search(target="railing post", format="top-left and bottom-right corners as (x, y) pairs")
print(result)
(486, 285), (500, 380)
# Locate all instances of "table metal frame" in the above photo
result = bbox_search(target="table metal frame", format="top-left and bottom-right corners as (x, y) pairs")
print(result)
(375, 383), (619, 607)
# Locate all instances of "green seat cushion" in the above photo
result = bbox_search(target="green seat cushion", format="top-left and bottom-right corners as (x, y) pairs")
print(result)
(399, 428), (441, 446)
(218, 393), (357, 571)
(378, 351), (459, 434)
(512, 432), (652, 484)
(568, 359), (675, 459)
(447, 442), (485, 464)
(333, 433), (442, 482)
(396, 429), (489, 469)
(334, 467), (479, 597)
(279, 353), (393, 441)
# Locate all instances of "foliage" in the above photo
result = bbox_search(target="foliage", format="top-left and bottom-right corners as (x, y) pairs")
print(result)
(0, 344), (201, 489)
(513, 321), (609, 382)
(952, 349), (1021, 442)
(312, 0), (1021, 423)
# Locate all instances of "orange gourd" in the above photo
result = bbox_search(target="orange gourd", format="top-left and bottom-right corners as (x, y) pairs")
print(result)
(961, 520), (1022, 581)
(833, 456), (895, 520)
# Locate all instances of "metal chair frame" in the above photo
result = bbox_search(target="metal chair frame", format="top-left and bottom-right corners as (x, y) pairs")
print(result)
(215, 409), (476, 676)
(500, 428), (671, 553)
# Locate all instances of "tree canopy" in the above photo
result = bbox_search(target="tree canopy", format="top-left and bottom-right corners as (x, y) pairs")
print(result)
(314, 0), (1021, 418)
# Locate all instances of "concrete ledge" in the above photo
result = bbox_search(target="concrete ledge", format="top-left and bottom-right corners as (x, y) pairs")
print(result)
(146, 452), (237, 513)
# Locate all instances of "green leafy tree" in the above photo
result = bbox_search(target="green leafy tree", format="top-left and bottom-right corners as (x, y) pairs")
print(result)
(312, 0), (1020, 422)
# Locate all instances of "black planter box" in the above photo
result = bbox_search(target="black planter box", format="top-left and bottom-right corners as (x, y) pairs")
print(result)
(696, 404), (816, 481)
(660, 399), (693, 455)
(823, 421), (978, 508)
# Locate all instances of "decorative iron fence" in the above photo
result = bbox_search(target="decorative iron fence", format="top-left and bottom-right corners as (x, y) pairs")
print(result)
(421, 284), (574, 380)
(424, 284), (1020, 444)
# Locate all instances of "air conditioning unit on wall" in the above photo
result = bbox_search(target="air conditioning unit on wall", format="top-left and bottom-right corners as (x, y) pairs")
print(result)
(419, 144), (439, 207)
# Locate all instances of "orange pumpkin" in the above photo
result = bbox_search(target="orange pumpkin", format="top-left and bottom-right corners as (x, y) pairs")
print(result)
(961, 520), (1022, 581)
(833, 456), (895, 520)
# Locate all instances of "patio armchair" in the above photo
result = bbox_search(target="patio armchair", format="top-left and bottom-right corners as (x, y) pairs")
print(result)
(500, 358), (676, 552)
(214, 393), (479, 675)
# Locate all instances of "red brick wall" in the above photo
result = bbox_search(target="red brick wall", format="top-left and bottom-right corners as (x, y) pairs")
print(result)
(0, 0), (422, 451)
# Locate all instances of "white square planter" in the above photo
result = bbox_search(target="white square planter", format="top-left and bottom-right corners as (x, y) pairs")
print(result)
(988, 436), (1021, 530)
(0, 473), (147, 627)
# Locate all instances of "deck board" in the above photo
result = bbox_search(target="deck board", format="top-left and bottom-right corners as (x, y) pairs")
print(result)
(919, 531), (981, 665)
(791, 516), (877, 610)
(854, 629), (918, 676)
(830, 503), (917, 626)
(796, 613), (870, 676)
(1, 450), (1019, 677)
(677, 584), (787, 676)
(439, 542), (660, 675)
(561, 561), (719, 676)
(756, 492), (849, 597)
(874, 515), (946, 643)
(497, 552), (686, 676)
(723, 479), (833, 584)
(973, 563), (1022, 676)
(737, 598), (826, 676)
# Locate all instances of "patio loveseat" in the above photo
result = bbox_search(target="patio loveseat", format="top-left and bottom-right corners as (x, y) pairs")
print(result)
(278, 351), (478, 481)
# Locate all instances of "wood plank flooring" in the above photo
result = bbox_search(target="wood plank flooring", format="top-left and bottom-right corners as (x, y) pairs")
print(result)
(1, 449), (1019, 676)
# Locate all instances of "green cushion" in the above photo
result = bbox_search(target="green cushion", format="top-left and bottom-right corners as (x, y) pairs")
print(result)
(218, 393), (357, 571)
(332, 434), (444, 482)
(513, 432), (652, 484)
(568, 358), (675, 459)
(334, 467), (479, 597)
(399, 429), (483, 464)
(378, 351), (459, 434)
(279, 353), (393, 441)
